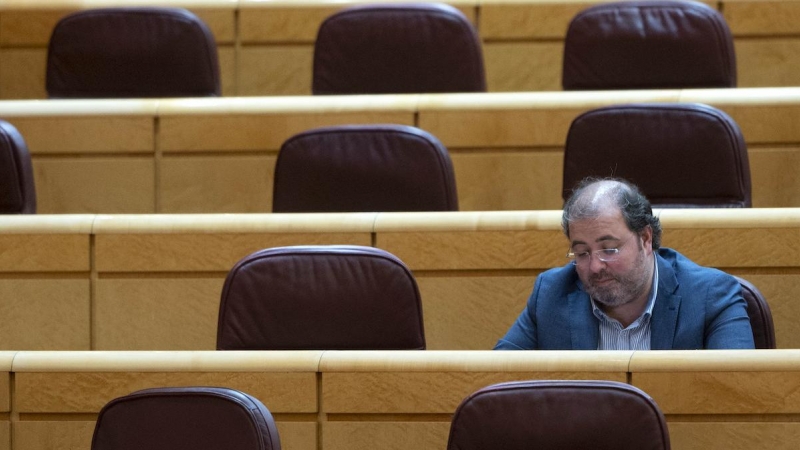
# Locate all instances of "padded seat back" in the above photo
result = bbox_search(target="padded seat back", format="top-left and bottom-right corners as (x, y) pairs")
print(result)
(217, 245), (426, 350)
(272, 124), (458, 212)
(0, 120), (36, 214)
(313, 3), (486, 94)
(563, 103), (751, 208)
(47, 7), (220, 98)
(92, 387), (281, 450)
(563, 0), (736, 90)
(447, 380), (670, 450)
(735, 276), (777, 349)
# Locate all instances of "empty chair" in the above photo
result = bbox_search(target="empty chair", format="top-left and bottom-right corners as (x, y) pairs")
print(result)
(92, 387), (281, 450)
(447, 380), (670, 450)
(47, 7), (220, 98)
(563, 103), (751, 208)
(217, 245), (425, 350)
(272, 124), (458, 212)
(563, 1), (736, 90)
(735, 276), (777, 349)
(0, 120), (36, 214)
(313, 3), (486, 94)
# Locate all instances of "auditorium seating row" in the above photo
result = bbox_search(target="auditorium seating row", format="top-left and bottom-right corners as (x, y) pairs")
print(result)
(0, 349), (798, 450)
(1, 0), (800, 98)
(2, 209), (799, 350)
(4, 88), (800, 213)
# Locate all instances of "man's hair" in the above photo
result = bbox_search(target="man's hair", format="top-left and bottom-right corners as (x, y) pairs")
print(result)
(561, 177), (662, 249)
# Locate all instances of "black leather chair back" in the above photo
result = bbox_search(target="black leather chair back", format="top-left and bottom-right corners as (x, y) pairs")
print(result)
(0, 120), (36, 214)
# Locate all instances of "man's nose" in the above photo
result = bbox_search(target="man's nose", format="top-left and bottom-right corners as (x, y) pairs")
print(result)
(588, 253), (607, 272)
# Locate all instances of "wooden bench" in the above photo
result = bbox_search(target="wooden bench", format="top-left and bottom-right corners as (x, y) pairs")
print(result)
(2, 209), (799, 350)
(2, 350), (800, 450)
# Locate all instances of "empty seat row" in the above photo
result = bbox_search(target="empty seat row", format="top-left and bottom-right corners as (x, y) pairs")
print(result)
(43, 0), (736, 98)
(95, 380), (669, 450)
(0, 102), (753, 215)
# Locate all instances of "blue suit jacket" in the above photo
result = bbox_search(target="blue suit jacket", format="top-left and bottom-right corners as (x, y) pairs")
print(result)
(495, 248), (755, 350)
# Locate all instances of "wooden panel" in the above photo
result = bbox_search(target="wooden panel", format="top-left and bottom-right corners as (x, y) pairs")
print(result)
(735, 38), (800, 88)
(749, 146), (800, 207)
(480, 2), (594, 39)
(322, 371), (627, 413)
(483, 42), (563, 92)
(160, 154), (276, 213)
(0, 48), (46, 99)
(668, 422), (800, 450)
(276, 422), (317, 450)
(632, 372), (800, 414)
(32, 157), (155, 213)
(0, 279), (89, 350)
(323, 422), (450, 450)
(0, 422), (7, 450)
(237, 46), (314, 96)
(0, 10), (69, 46)
(14, 421), (94, 450)
(417, 275), (536, 350)
(661, 228), (800, 268)
(0, 370), (7, 411)
(218, 45), (236, 97)
(724, 1), (800, 35)
(14, 372), (317, 413)
(451, 149), (563, 211)
(8, 117), (154, 154)
(239, 7), (340, 43)
(95, 233), (372, 272)
(736, 274), (800, 349)
(190, 9), (236, 44)
(376, 230), (564, 270)
(159, 112), (415, 152)
(94, 277), (224, 350)
(0, 234), (88, 271)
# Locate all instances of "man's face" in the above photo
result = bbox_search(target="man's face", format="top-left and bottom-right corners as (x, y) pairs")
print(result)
(568, 208), (654, 308)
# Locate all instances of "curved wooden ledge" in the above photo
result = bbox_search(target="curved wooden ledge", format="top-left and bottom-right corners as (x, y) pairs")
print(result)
(0, 99), (158, 117)
(91, 213), (377, 234)
(157, 94), (420, 115)
(318, 350), (633, 372)
(655, 208), (800, 228)
(11, 350), (324, 372)
(0, 0), (237, 9)
(629, 349), (800, 372)
(373, 211), (563, 232)
(415, 89), (682, 110)
(0, 215), (95, 234)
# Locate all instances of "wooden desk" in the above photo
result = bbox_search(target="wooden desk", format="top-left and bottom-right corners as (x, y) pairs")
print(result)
(5, 88), (800, 213)
(1, 0), (800, 98)
(1, 209), (799, 350)
(3, 350), (800, 450)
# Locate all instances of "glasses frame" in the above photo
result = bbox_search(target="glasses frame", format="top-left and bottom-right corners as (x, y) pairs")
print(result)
(566, 236), (632, 266)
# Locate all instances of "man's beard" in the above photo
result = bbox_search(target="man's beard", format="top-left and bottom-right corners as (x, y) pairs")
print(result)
(585, 246), (650, 308)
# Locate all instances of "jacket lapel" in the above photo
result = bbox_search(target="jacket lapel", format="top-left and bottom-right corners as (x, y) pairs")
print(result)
(568, 289), (599, 349)
(650, 253), (681, 350)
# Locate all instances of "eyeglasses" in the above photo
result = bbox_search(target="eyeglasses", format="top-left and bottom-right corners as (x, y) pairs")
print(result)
(567, 236), (632, 266)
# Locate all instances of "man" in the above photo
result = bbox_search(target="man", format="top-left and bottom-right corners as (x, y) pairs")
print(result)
(495, 177), (754, 350)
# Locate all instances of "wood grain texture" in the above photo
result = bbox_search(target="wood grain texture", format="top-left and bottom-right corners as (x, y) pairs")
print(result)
(668, 422), (800, 450)
(323, 422), (450, 450)
(14, 372), (317, 413)
(0, 234), (88, 271)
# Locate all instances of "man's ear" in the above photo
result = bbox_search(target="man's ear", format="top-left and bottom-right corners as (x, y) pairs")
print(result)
(640, 225), (654, 251)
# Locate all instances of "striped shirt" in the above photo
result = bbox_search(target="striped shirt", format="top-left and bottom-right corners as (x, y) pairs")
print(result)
(591, 258), (659, 350)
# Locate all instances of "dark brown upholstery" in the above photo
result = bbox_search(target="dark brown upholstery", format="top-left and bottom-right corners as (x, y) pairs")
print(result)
(217, 245), (425, 350)
(0, 120), (36, 214)
(447, 380), (670, 450)
(313, 3), (485, 94)
(563, 0), (736, 90)
(563, 103), (751, 208)
(47, 7), (220, 98)
(92, 387), (281, 450)
(272, 124), (458, 212)
(735, 276), (777, 349)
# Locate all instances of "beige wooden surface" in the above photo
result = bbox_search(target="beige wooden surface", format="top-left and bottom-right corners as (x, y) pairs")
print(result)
(5, 88), (800, 213)
(1, 209), (800, 351)
(2, 350), (800, 450)
(0, 0), (797, 98)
